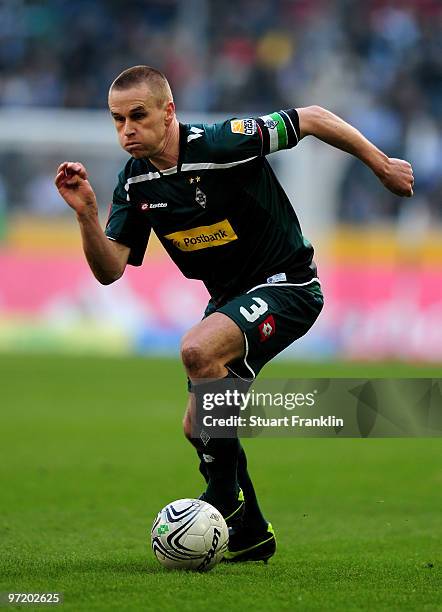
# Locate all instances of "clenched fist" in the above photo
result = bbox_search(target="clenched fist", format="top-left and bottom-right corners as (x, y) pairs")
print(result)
(55, 161), (98, 216)
(378, 158), (414, 197)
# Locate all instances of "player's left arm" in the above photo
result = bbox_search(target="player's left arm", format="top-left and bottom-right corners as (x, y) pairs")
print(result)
(297, 106), (414, 197)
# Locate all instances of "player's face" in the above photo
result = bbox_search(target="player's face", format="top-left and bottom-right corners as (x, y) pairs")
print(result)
(108, 84), (173, 159)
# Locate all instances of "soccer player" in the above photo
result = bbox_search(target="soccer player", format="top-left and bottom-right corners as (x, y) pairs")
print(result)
(55, 65), (414, 563)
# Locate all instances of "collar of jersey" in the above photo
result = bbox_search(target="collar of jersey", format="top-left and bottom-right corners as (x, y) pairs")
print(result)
(142, 123), (187, 177)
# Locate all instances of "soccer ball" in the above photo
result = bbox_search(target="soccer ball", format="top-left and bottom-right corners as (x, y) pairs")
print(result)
(151, 498), (229, 571)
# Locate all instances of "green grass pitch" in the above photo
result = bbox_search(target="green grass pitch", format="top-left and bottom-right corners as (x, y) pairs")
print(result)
(1, 354), (441, 611)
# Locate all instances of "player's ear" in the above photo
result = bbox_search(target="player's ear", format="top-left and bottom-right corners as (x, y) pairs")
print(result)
(164, 101), (175, 126)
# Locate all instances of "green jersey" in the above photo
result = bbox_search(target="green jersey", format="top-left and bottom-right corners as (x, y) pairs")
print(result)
(105, 109), (317, 305)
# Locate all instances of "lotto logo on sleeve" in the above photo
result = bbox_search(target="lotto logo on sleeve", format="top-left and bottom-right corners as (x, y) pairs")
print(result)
(230, 118), (257, 135)
(258, 315), (276, 342)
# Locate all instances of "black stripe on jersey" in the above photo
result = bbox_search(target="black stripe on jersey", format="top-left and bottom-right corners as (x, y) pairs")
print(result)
(280, 109), (300, 146)
(256, 118), (270, 155)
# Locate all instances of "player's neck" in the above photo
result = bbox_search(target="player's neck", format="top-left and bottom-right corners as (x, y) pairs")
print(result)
(149, 119), (180, 171)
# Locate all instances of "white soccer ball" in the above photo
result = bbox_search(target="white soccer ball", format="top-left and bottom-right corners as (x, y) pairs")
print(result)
(151, 498), (229, 571)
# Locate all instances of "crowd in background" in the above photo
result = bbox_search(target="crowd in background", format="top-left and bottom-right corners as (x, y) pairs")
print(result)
(0, 0), (441, 223)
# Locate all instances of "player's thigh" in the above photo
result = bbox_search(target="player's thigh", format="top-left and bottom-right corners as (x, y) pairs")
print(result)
(216, 282), (324, 379)
(181, 311), (245, 366)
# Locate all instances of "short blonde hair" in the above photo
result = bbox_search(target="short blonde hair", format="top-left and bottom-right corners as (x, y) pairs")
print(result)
(110, 65), (173, 107)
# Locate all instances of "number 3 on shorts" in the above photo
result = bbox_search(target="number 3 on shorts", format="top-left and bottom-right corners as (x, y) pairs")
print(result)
(239, 297), (269, 322)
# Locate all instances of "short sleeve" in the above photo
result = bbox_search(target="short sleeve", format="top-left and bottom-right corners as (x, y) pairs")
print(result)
(205, 109), (300, 162)
(105, 169), (151, 266)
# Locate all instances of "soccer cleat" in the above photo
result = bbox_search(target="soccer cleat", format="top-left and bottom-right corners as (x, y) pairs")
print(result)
(200, 488), (245, 528)
(223, 522), (276, 563)
(223, 488), (245, 528)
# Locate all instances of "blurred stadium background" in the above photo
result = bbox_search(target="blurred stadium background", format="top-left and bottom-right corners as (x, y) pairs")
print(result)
(1, 0), (441, 363)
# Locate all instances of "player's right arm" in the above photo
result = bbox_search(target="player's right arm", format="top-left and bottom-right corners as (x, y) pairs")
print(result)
(208, 108), (413, 198)
(297, 106), (414, 197)
(55, 161), (129, 285)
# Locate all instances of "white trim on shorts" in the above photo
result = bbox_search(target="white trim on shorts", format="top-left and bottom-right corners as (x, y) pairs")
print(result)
(227, 332), (256, 381)
(246, 277), (320, 293)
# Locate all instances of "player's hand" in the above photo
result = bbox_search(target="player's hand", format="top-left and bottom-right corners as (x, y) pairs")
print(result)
(55, 161), (98, 216)
(378, 158), (414, 197)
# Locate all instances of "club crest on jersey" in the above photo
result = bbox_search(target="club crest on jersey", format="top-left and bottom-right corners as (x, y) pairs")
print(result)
(230, 118), (257, 135)
(195, 186), (207, 208)
(258, 315), (276, 342)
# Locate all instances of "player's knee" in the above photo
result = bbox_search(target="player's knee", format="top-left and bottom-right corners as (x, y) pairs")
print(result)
(180, 341), (213, 378)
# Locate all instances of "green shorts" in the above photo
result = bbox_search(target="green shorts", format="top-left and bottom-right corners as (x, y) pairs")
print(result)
(204, 279), (324, 380)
